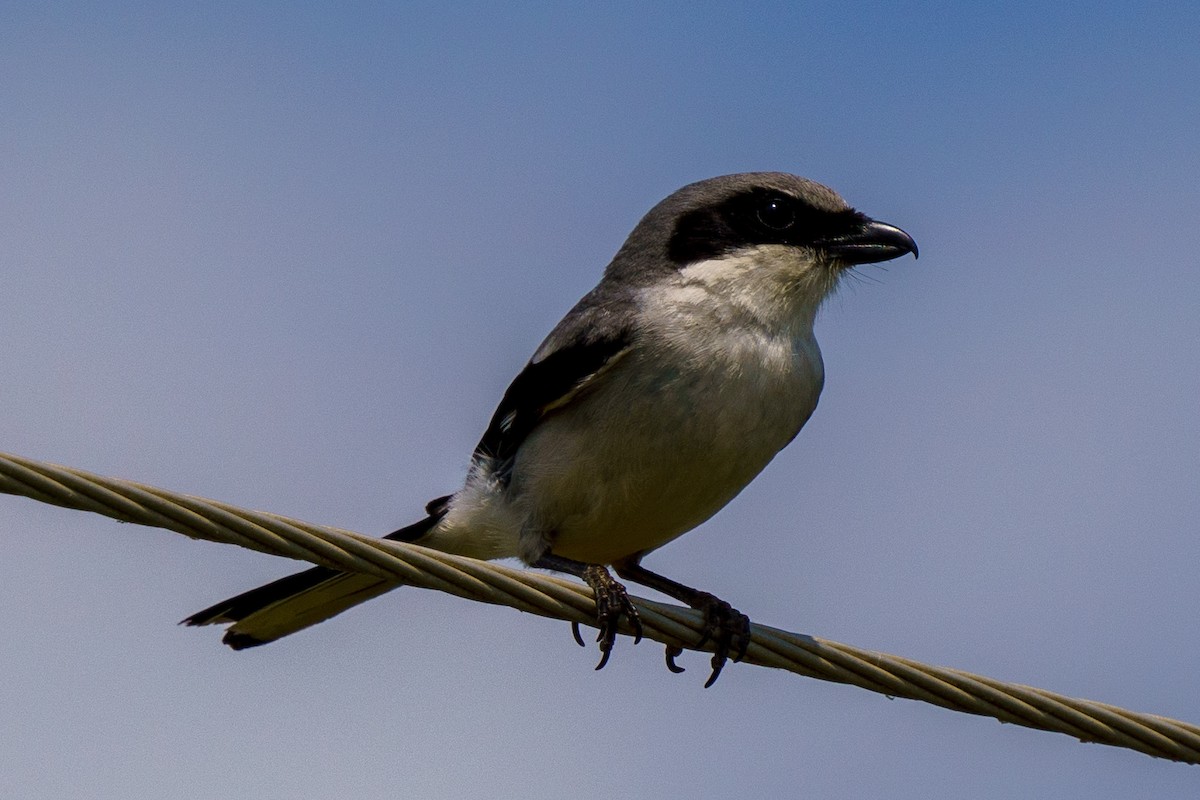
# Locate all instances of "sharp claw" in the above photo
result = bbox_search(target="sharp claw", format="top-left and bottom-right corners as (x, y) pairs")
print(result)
(703, 654), (726, 688)
(579, 564), (641, 672)
(684, 594), (750, 686)
(664, 645), (686, 674)
(594, 641), (613, 671)
(630, 612), (644, 645)
(706, 639), (731, 688)
(571, 622), (586, 648)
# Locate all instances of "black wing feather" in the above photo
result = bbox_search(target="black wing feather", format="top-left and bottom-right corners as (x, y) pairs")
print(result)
(474, 330), (631, 478)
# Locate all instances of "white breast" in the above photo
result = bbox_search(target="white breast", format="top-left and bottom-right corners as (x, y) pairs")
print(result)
(514, 247), (831, 564)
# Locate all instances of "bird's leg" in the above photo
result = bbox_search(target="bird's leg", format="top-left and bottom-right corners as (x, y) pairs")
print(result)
(533, 554), (642, 670)
(614, 560), (751, 687)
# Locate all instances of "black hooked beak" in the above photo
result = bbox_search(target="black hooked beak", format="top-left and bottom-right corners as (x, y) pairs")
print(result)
(818, 217), (918, 266)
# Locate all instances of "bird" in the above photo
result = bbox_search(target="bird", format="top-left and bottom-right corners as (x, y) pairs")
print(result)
(184, 172), (917, 685)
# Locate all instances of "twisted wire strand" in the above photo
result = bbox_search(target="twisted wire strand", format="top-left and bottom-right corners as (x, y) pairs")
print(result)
(1, 449), (1197, 763)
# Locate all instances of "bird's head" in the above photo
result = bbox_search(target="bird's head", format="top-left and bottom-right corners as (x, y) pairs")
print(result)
(608, 173), (917, 315)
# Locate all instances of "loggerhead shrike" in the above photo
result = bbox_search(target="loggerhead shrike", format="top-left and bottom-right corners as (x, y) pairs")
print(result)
(185, 172), (917, 685)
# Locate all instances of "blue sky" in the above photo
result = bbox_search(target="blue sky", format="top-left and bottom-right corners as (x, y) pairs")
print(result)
(2, 3), (1199, 798)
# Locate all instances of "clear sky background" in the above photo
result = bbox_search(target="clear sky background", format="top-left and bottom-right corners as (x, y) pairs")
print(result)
(2, 3), (1198, 798)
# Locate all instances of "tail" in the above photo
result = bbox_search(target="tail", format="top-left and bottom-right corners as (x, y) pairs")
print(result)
(183, 500), (449, 649)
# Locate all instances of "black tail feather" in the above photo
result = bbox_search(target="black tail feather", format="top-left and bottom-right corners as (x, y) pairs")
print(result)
(183, 504), (450, 631)
(386, 497), (450, 540)
(182, 565), (339, 627)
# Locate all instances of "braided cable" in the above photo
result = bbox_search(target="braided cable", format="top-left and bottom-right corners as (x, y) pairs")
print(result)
(1, 449), (1196, 763)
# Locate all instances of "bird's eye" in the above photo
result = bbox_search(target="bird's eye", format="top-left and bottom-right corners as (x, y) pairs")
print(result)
(756, 197), (795, 230)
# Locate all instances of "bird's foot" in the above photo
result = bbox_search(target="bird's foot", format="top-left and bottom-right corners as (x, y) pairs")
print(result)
(571, 564), (643, 670)
(664, 593), (751, 688)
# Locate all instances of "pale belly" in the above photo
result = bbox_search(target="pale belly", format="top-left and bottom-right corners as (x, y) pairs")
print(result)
(512, 338), (823, 564)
